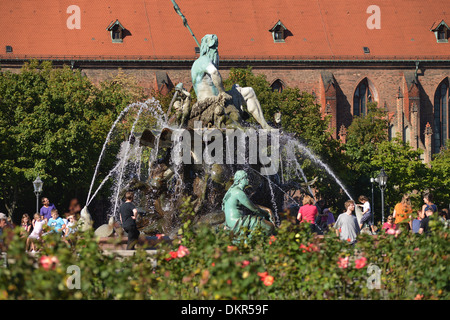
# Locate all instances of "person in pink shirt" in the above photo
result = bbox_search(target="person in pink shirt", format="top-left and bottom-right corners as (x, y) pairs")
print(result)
(382, 215), (398, 234)
(297, 195), (318, 225)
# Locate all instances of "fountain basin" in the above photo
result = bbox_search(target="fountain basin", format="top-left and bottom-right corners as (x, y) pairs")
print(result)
(97, 235), (172, 251)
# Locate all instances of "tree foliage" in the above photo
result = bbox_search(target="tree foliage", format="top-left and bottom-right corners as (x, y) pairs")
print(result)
(0, 61), (145, 221)
(223, 67), (346, 208)
(429, 148), (450, 209)
(345, 102), (388, 172)
(1, 62), (447, 226)
(371, 137), (428, 209)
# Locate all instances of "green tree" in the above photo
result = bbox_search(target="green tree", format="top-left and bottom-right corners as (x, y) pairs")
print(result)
(224, 67), (347, 208)
(371, 137), (428, 210)
(0, 61), (146, 221)
(429, 147), (450, 209)
(342, 102), (389, 206)
(345, 102), (388, 172)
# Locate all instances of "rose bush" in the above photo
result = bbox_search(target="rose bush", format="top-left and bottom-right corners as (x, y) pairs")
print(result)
(0, 208), (448, 300)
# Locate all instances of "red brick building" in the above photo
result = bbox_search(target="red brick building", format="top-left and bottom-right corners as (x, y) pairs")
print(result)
(1, 0), (449, 161)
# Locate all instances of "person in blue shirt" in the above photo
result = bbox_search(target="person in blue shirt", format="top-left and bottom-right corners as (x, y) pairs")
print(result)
(40, 197), (57, 222)
(411, 209), (424, 233)
(47, 209), (66, 234)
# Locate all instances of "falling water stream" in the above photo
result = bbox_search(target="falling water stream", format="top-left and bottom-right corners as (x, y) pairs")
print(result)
(85, 98), (353, 233)
(85, 98), (166, 208)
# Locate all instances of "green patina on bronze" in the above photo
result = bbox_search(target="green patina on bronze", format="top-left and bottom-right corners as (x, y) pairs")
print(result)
(222, 170), (275, 237)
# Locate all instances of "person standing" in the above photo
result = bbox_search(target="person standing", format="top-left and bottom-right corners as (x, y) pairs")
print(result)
(20, 213), (32, 238)
(323, 208), (336, 227)
(40, 197), (57, 222)
(357, 195), (376, 234)
(26, 213), (46, 252)
(0, 213), (14, 252)
(119, 191), (140, 250)
(421, 193), (437, 216)
(393, 194), (413, 230)
(297, 195), (318, 232)
(334, 200), (360, 244)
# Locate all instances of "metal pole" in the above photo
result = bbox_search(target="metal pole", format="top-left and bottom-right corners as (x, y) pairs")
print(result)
(35, 192), (39, 215)
(371, 181), (374, 225)
(381, 189), (385, 224)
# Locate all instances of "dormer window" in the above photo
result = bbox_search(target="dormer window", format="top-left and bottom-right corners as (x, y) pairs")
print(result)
(269, 20), (288, 43)
(431, 20), (449, 43)
(107, 20), (126, 43)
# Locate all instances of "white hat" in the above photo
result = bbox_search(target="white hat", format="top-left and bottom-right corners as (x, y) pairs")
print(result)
(0, 212), (7, 220)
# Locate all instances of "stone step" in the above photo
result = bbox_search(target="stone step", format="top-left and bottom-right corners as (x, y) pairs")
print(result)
(102, 249), (158, 257)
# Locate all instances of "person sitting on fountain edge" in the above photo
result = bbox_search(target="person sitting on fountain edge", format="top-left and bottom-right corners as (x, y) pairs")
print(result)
(222, 170), (275, 237)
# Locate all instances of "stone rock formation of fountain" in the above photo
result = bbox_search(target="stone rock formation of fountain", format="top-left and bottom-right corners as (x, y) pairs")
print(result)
(86, 32), (353, 240)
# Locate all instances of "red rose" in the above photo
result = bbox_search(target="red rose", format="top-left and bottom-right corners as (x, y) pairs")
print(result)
(355, 257), (367, 269)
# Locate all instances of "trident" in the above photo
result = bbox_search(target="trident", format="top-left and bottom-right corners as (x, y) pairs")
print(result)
(170, 0), (201, 47)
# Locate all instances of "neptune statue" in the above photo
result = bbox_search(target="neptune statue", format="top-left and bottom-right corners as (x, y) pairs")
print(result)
(191, 34), (272, 130)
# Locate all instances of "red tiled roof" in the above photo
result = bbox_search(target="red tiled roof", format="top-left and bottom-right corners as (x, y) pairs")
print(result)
(1, 0), (449, 61)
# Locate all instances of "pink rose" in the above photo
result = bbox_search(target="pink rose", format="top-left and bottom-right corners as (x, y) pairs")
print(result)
(337, 256), (349, 269)
(39, 255), (59, 270)
(177, 245), (190, 258)
(241, 260), (250, 268)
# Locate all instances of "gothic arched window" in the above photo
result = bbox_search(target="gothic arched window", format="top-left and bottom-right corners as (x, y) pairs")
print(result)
(271, 79), (284, 93)
(434, 79), (449, 153)
(353, 78), (374, 116)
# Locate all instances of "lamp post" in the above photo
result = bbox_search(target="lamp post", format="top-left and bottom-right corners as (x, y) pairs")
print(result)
(370, 177), (375, 225)
(375, 169), (388, 224)
(33, 175), (43, 215)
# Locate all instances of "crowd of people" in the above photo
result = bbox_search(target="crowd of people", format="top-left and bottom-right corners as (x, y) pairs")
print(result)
(0, 197), (82, 253)
(0, 192), (142, 253)
(287, 191), (448, 244)
(0, 190), (448, 253)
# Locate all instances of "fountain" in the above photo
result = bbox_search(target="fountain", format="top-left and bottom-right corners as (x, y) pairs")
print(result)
(83, 4), (353, 240)
(81, 31), (351, 242)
